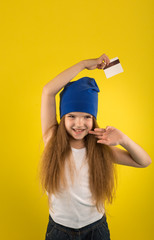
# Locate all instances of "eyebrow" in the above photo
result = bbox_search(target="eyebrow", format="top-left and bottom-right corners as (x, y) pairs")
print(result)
(67, 113), (92, 117)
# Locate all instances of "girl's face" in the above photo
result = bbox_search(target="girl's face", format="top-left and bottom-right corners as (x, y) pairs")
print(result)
(64, 112), (93, 142)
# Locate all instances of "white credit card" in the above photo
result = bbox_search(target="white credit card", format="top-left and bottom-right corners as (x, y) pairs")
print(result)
(103, 57), (124, 78)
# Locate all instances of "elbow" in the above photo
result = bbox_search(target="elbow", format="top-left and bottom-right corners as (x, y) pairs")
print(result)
(143, 157), (152, 168)
(43, 85), (55, 97)
(147, 158), (152, 167)
(43, 86), (49, 94)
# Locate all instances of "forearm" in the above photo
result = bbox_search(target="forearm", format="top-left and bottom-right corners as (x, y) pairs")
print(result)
(120, 135), (152, 167)
(43, 60), (86, 96)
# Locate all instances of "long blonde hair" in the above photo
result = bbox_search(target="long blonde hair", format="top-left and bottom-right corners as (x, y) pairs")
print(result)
(38, 116), (117, 213)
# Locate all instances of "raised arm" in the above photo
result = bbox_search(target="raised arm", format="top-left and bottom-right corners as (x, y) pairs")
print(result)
(41, 60), (85, 145)
(41, 54), (110, 146)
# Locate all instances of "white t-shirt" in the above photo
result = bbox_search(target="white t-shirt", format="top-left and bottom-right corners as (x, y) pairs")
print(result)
(47, 147), (104, 229)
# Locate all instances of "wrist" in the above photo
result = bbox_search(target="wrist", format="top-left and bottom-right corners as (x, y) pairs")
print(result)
(80, 60), (87, 69)
(120, 134), (130, 148)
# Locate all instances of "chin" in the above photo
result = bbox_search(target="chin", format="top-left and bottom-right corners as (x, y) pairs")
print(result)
(69, 131), (88, 140)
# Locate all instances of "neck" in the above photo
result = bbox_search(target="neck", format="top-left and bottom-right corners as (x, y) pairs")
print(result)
(69, 138), (85, 149)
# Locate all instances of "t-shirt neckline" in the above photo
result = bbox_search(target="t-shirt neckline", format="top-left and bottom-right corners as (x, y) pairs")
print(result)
(71, 147), (86, 152)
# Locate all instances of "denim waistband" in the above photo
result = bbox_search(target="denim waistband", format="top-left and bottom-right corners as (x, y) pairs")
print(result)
(48, 214), (107, 234)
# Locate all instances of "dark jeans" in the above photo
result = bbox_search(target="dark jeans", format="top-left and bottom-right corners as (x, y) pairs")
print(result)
(45, 214), (111, 240)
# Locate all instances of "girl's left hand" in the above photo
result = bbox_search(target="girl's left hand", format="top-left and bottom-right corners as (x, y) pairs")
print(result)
(89, 126), (126, 146)
(84, 54), (110, 70)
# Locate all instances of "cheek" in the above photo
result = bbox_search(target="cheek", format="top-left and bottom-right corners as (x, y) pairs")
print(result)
(88, 120), (93, 129)
(65, 119), (72, 130)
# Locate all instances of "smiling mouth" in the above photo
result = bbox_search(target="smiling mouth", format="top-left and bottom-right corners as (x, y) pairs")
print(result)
(72, 129), (86, 133)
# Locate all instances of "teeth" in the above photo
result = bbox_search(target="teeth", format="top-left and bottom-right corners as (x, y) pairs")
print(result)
(73, 129), (84, 132)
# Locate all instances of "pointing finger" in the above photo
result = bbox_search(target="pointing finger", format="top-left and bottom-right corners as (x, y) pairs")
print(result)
(94, 128), (106, 132)
(89, 131), (102, 136)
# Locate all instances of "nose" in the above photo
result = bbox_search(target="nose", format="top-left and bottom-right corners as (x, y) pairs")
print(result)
(75, 117), (84, 127)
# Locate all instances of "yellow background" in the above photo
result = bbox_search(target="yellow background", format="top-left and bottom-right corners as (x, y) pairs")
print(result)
(0, 0), (153, 239)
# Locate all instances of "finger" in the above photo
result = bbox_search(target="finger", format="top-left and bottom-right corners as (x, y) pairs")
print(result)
(89, 130), (96, 134)
(89, 131), (99, 135)
(98, 55), (106, 64)
(100, 55), (110, 65)
(106, 126), (114, 129)
(89, 128), (105, 133)
(97, 65), (102, 69)
(105, 57), (110, 65)
(97, 139), (109, 145)
(97, 62), (106, 69)
(89, 131), (104, 136)
(94, 128), (106, 132)
(97, 136), (109, 141)
(102, 61), (106, 69)
(105, 126), (114, 131)
(95, 135), (104, 139)
(103, 55), (110, 65)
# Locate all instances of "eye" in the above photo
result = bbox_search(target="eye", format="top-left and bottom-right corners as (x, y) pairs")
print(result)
(84, 115), (92, 119)
(68, 115), (75, 118)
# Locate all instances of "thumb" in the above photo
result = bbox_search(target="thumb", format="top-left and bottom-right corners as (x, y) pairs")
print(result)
(106, 126), (112, 130)
(97, 61), (106, 69)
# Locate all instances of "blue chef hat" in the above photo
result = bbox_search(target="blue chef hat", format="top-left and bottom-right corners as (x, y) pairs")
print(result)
(60, 77), (100, 119)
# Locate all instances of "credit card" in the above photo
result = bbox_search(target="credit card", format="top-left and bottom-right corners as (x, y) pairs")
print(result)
(103, 57), (124, 78)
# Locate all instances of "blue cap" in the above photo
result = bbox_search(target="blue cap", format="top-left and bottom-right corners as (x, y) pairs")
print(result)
(60, 77), (100, 119)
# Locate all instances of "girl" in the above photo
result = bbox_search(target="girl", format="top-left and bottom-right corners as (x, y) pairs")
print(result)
(39, 53), (151, 240)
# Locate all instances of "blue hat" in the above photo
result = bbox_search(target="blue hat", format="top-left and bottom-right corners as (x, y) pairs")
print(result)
(60, 77), (100, 119)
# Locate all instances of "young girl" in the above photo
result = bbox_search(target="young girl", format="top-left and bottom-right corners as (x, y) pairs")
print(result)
(39, 53), (151, 240)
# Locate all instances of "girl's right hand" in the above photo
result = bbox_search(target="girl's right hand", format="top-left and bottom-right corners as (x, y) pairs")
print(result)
(84, 54), (110, 70)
